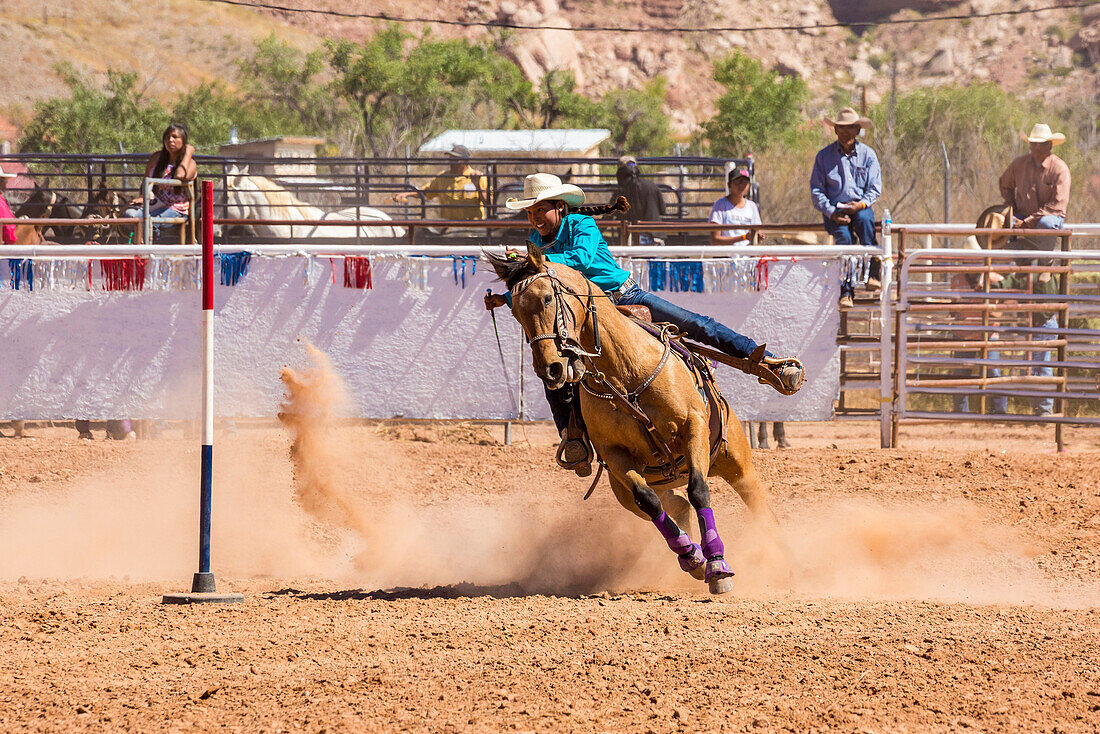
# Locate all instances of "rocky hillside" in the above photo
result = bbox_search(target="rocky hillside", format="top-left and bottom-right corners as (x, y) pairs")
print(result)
(1, 0), (1096, 144)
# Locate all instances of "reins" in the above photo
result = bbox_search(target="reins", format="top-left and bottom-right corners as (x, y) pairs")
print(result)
(512, 266), (683, 479)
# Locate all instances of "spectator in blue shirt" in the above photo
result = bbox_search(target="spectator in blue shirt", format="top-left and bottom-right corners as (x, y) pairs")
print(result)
(810, 107), (883, 307)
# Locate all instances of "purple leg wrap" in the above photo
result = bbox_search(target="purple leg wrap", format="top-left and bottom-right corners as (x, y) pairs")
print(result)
(697, 508), (725, 559)
(653, 512), (704, 573)
(653, 512), (693, 554)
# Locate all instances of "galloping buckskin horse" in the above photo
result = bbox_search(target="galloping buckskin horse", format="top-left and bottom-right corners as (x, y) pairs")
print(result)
(487, 243), (782, 594)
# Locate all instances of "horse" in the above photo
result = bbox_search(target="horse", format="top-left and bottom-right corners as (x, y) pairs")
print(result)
(487, 243), (782, 595)
(76, 176), (128, 244)
(13, 180), (84, 240)
(224, 166), (404, 239)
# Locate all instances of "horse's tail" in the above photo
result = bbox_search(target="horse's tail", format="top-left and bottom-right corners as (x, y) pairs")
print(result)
(573, 196), (630, 218)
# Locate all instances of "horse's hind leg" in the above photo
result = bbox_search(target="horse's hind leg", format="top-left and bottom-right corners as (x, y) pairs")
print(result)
(711, 427), (794, 582)
(605, 456), (706, 581)
(711, 429), (780, 527)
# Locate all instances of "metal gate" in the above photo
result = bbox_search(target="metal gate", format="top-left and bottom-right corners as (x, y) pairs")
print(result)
(891, 247), (1100, 450)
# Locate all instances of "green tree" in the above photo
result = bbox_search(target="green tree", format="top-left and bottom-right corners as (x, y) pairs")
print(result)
(590, 77), (672, 155)
(18, 66), (167, 153)
(170, 82), (309, 152)
(537, 70), (596, 129)
(701, 51), (808, 156)
(326, 25), (524, 156)
(236, 35), (335, 137)
(867, 83), (1040, 218)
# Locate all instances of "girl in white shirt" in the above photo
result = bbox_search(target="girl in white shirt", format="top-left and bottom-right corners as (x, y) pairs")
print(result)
(708, 168), (761, 245)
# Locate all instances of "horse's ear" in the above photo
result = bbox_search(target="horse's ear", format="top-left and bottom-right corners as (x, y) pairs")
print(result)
(484, 250), (515, 283)
(525, 240), (545, 271)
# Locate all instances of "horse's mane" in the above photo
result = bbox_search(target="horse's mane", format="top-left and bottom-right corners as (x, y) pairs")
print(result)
(484, 249), (538, 291)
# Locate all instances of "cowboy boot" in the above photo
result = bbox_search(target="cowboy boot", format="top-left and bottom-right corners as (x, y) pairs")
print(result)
(750, 345), (805, 395)
(556, 431), (593, 477)
(555, 407), (593, 477)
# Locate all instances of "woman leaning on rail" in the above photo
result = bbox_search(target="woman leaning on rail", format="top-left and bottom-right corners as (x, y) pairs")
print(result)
(123, 123), (197, 244)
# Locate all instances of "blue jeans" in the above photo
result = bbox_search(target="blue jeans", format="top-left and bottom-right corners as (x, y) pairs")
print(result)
(1011, 214), (1064, 253)
(824, 207), (881, 297)
(615, 284), (762, 359)
(987, 314), (1058, 415)
(123, 204), (186, 241)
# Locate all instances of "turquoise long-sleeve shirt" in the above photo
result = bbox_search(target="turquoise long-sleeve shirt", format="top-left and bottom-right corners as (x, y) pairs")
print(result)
(504, 213), (631, 306)
(531, 213), (631, 291)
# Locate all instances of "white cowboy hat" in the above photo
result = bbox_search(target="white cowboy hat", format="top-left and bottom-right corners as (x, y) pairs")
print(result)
(823, 107), (873, 130)
(1021, 123), (1066, 145)
(0, 164), (16, 178)
(505, 173), (585, 210)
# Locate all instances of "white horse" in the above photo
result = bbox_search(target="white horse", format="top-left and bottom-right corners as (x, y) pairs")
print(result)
(224, 166), (404, 239)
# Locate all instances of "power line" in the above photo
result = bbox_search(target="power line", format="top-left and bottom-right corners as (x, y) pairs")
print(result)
(201, 0), (1097, 34)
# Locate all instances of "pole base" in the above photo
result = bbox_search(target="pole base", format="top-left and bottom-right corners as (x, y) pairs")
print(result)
(161, 572), (244, 604)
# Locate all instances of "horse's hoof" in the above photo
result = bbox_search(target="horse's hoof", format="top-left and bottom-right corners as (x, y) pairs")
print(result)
(678, 545), (706, 579)
(708, 575), (735, 595)
(704, 558), (735, 594)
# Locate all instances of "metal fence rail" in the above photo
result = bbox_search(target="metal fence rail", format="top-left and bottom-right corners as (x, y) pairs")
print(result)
(0, 153), (752, 244)
(894, 248), (1100, 450)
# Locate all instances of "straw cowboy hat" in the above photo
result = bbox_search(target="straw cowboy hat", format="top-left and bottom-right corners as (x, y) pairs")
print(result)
(1021, 123), (1066, 145)
(0, 164), (16, 178)
(505, 173), (585, 210)
(823, 107), (873, 130)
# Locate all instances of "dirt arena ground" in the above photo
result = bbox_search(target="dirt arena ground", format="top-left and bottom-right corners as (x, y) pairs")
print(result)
(1, 418), (1099, 733)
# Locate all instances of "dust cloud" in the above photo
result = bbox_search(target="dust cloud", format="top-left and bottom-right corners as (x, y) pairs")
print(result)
(727, 498), (1098, 607)
(0, 345), (1093, 607)
(274, 343), (684, 594)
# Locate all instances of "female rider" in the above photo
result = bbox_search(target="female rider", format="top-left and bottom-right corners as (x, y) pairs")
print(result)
(485, 173), (804, 474)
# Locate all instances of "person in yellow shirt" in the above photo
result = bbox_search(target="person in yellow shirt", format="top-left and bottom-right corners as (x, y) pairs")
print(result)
(393, 144), (488, 222)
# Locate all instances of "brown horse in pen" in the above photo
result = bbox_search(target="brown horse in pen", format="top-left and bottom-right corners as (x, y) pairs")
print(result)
(488, 243), (781, 594)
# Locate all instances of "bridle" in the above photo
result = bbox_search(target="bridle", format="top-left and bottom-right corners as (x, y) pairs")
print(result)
(510, 265), (605, 361)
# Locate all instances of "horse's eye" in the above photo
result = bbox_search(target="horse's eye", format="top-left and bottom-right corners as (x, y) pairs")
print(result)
(543, 294), (553, 306)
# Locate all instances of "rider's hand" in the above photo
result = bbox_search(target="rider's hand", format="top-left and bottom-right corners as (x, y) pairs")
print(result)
(484, 292), (508, 310)
(987, 272), (1005, 284)
(831, 211), (851, 225)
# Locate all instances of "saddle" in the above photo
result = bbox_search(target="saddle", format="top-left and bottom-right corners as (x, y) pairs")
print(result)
(576, 309), (731, 492)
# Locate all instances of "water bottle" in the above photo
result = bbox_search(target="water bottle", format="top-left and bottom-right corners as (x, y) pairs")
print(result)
(883, 208), (891, 237)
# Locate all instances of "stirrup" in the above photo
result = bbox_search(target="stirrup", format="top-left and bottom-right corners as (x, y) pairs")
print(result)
(747, 345), (805, 396)
(556, 438), (592, 476)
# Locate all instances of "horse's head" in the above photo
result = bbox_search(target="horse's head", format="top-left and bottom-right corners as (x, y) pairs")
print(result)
(487, 242), (591, 391)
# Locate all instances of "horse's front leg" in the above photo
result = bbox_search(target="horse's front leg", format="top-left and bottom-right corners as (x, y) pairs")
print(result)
(604, 449), (706, 581)
(683, 415), (736, 594)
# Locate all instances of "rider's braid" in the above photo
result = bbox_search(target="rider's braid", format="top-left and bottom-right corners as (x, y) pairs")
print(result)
(570, 196), (630, 218)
